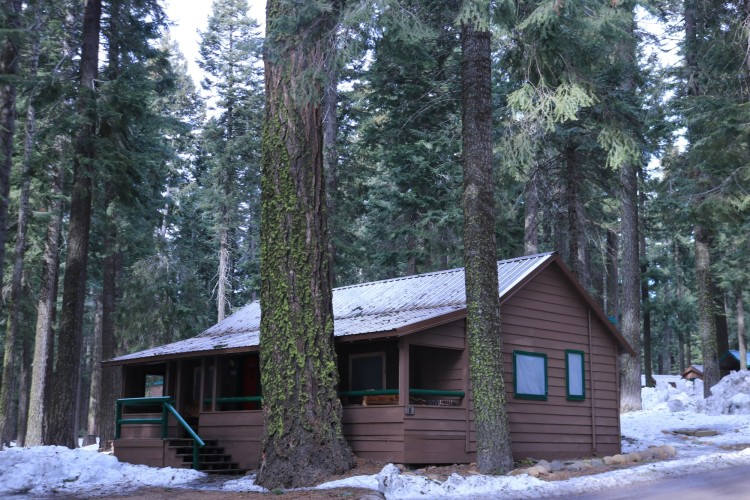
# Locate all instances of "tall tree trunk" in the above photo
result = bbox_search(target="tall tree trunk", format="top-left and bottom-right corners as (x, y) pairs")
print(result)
(48, 0), (102, 447)
(25, 165), (64, 446)
(619, 156), (641, 412)
(98, 193), (120, 449)
(0, 0), (24, 444)
(257, 0), (354, 489)
(16, 304), (32, 446)
(713, 288), (729, 359)
(565, 143), (585, 282)
(217, 224), (229, 322)
(737, 285), (746, 372)
(460, 17), (513, 474)
(85, 299), (103, 445)
(639, 178), (654, 386)
(524, 175), (539, 255)
(694, 225), (719, 396)
(605, 229), (619, 323)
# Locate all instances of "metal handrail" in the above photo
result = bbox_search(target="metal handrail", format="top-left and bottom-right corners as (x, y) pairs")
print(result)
(115, 396), (205, 470)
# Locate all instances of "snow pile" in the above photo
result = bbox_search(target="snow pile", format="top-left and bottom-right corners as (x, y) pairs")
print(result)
(221, 471), (379, 492)
(641, 376), (703, 412)
(0, 445), (204, 497)
(221, 473), (267, 492)
(700, 371), (750, 415)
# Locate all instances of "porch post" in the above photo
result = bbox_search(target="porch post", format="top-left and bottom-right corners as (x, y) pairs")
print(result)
(398, 338), (410, 406)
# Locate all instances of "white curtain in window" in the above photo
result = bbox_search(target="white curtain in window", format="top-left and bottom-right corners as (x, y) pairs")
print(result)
(517, 354), (546, 396)
(567, 352), (584, 397)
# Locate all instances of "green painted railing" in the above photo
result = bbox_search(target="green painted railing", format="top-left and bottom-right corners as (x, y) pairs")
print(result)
(337, 389), (465, 398)
(115, 396), (205, 470)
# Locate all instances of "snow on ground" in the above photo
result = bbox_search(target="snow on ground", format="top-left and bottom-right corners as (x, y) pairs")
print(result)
(3, 372), (750, 498)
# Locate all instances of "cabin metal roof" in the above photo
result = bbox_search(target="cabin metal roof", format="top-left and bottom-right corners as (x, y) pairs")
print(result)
(110, 251), (631, 364)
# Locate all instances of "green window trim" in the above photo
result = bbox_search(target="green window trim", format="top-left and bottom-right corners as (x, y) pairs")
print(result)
(513, 350), (548, 400)
(565, 349), (586, 401)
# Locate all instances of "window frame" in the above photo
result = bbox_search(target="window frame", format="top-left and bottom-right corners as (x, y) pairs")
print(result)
(565, 349), (586, 401)
(349, 352), (386, 391)
(513, 350), (548, 401)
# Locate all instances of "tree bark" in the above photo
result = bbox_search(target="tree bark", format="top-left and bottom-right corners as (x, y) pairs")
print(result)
(85, 299), (103, 444)
(565, 143), (585, 283)
(323, 46), (339, 286)
(737, 285), (746, 372)
(605, 228), (619, 322)
(619, 156), (641, 412)
(25, 165), (64, 446)
(694, 225), (719, 396)
(639, 179), (654, 386)
(217, 225), (229, 322)
(257, 0), (354, 488)
(48, 0), (102, 447)
(98, 193), (120, 449)
(0, 0), (23, 445)
(461, 19), (513, 474)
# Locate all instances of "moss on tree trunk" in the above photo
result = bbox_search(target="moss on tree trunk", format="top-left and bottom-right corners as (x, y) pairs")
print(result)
(257, 0), (354, 489)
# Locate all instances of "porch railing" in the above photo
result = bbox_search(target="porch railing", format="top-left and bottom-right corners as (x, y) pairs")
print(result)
(115, 396), (205, 470)
(337, 389), (465, 399)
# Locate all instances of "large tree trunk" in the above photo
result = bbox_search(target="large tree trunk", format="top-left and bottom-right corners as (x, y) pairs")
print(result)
(47, 0), (102, 447)
(713, 288), (729, 359)
(564, 143), (585, 283)
(461, 20), (513, 474)
(257, 0), (354, 489)
(619, 156), (641, 412)
(737, 285), (746, 372)
(25, 166), (64, 446)
(0, 0), (23, 444)
(85, 299), (103, 445)
(694, 225), (719, 396)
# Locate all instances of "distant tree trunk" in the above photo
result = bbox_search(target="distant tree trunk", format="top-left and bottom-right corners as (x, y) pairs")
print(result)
(713, 288), (729, 358)
(85, 299), (103, 445)
(663, 322), (672, 374)
(257, 0), (354, 489)
(524, 176), (539, 254)
(565, 143), (585, 283)
(639, 182), (654, 386)
(737, 285), (746, 372)
(16, 308), (32, 446)
(460, 16), (513, 474)
(99, 217), (120, 449)
(605, 229), (619, 322)
(25, 165), (64, 446)
(694, 225), (719, 396)
(619, 155), (641, 412)
(217, 224), (229, 322)
(48, 0), (102, 447)
(0, 0), (24, 444)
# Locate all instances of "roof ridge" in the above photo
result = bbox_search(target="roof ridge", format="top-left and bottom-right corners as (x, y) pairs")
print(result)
(333, 251), (556, 292)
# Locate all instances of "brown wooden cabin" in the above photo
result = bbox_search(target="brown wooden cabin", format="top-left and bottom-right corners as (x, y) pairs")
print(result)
(106, 252), (633, 471)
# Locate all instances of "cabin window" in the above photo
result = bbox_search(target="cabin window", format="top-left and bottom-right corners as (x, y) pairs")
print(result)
(350, 352), (386, 391)
(566, 350), (585, 400)
(513, 350), (547, 400)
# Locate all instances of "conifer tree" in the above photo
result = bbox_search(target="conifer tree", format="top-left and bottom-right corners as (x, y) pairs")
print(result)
(258, 0), (355, 488)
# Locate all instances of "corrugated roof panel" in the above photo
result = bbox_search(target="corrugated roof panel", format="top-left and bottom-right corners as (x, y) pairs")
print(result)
(110, 252), (554, 363)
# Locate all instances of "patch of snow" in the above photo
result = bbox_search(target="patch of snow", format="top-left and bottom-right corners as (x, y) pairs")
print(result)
(221, 473), (267, 492)
(0, 445), (204, 497)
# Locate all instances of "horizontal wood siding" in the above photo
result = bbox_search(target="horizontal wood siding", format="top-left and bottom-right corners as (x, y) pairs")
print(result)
(343, 406), (404, 463)
(409, 320), (464, 350)
(199, 411), (264, 470)
(500, 264), (620, 460)
(404, 406), (473, 464)
(119, 412), (162, 439)
(114, 438), (164, 467)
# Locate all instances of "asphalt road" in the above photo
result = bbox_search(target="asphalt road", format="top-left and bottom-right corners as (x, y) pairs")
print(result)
(552, 463), (750, 499)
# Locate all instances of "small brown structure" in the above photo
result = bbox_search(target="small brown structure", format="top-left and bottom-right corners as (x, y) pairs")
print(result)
(106, 252), (633, 471)
(681, 365), (704, 381)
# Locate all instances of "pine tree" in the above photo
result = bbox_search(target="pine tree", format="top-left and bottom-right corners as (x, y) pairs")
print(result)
(258, 0), (355, 488)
